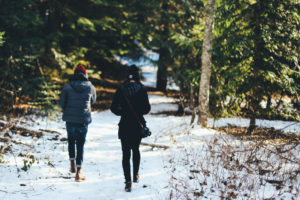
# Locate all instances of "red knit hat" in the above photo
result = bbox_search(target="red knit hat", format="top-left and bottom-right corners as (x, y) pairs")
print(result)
(74, 64), (86, 74)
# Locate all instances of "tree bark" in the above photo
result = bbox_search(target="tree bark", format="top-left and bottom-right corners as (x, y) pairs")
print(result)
(248, 0), (262, 133)
(156, 47), (168, 92)
(190, 83), (196, 124)
(156, 2), (169, 92)
(197, 0), (216, 127)
(247, 115), (256, 134)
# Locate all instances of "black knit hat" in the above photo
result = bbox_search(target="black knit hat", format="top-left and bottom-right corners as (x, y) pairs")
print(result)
(128, 65), (140, 81)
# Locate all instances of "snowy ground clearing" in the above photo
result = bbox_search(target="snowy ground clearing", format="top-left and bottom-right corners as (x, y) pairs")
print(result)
(1, 66), (299, 199)
(0, 99), (173, 200)
(0, 95), (299, 199)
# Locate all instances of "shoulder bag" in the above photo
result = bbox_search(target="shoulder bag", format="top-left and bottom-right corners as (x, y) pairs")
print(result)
(121, 89), (151, 138)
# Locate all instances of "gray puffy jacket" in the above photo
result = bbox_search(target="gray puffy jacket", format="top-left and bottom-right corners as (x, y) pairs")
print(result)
(59, 73), (97, 124)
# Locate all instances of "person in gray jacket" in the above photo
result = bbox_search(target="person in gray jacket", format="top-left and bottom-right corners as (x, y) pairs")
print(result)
(59, 64), (96, 182)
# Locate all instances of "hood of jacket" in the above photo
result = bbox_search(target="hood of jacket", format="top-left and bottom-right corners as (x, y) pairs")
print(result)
(122, 81), (142, 96)
(69, 73), (90, 93)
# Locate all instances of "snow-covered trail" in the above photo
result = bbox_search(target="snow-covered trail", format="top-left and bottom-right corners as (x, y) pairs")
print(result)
(1, 64), (299, 200)
(1, 96), (299, 200)
(74, 111), (170, 200)
(0, 108), (173, 200)
(0, 65), (177, 200)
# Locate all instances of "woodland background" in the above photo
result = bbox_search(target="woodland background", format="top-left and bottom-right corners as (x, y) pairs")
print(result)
(0, 1), (300, 199)
(0, 0), (299, 128)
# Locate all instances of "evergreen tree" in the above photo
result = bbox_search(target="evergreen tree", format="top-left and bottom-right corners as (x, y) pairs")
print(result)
(214, 0), (300, 130)
(139, 0), (175, 92)
(0, 0), (51, 114)
(0, 0), (156, 114)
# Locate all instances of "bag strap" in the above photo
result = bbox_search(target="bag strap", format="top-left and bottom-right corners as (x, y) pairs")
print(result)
(121, 88), (144, 128)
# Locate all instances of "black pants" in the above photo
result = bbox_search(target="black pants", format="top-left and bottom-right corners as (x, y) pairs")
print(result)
(120, 137), (142, 182)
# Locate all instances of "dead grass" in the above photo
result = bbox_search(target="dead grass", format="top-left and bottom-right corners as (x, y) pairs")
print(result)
(215, 126), (300, 144)
(167, 127), (300, 199)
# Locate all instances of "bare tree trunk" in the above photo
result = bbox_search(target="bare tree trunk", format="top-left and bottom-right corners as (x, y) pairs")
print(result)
(156, 2), (169, 92)
(197, 0), (216, 127)
(247, 115), (256, 134)
(266, 95), (271, 111)
(190, 83), (196, 125)
(247, 0), (262, 133)
(156, 47), (168, 92)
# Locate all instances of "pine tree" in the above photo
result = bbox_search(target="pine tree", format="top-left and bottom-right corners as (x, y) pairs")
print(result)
(214, 0), (300, 131)
(0, 0), (48, 114)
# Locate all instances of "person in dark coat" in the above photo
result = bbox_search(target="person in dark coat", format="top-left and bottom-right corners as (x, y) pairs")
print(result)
(110, 65), (151, 192)
(59, 64), (97, 182)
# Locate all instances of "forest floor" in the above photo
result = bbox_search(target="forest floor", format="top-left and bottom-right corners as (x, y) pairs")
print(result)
(0, 98), (299, 200)
(0, 67), (299, 200)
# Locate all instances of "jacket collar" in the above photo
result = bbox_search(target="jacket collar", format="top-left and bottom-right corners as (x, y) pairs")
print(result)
(69, 73), (88, 82)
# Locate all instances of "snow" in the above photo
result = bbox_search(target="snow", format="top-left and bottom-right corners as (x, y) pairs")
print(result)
(0, 108), (171, 200)
(141, 66), (157, 88)
(1, 96), (299, 199)
(208, 118), (300, 133)
(0, 66), (299, 199)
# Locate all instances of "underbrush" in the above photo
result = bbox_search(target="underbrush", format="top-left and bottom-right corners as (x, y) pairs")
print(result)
(167, 128), (300, 199)
(0, 118), (65, 173)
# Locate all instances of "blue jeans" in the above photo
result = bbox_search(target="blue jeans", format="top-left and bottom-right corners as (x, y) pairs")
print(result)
(66, 122), (88, 168)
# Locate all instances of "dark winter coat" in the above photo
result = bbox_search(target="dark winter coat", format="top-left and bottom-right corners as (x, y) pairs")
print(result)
(110, 81), (151, 139)
(59, 73), (97, 124)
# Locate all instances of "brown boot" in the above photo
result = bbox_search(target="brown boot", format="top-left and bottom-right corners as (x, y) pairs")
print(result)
(75, 168), (86, 182)
(70, 160), (76, 173)
(125, 181), (132, 192)
(133, 174), (139, 183)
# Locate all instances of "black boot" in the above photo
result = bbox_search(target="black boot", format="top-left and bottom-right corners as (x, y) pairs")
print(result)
(125, 181), (132, 192)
